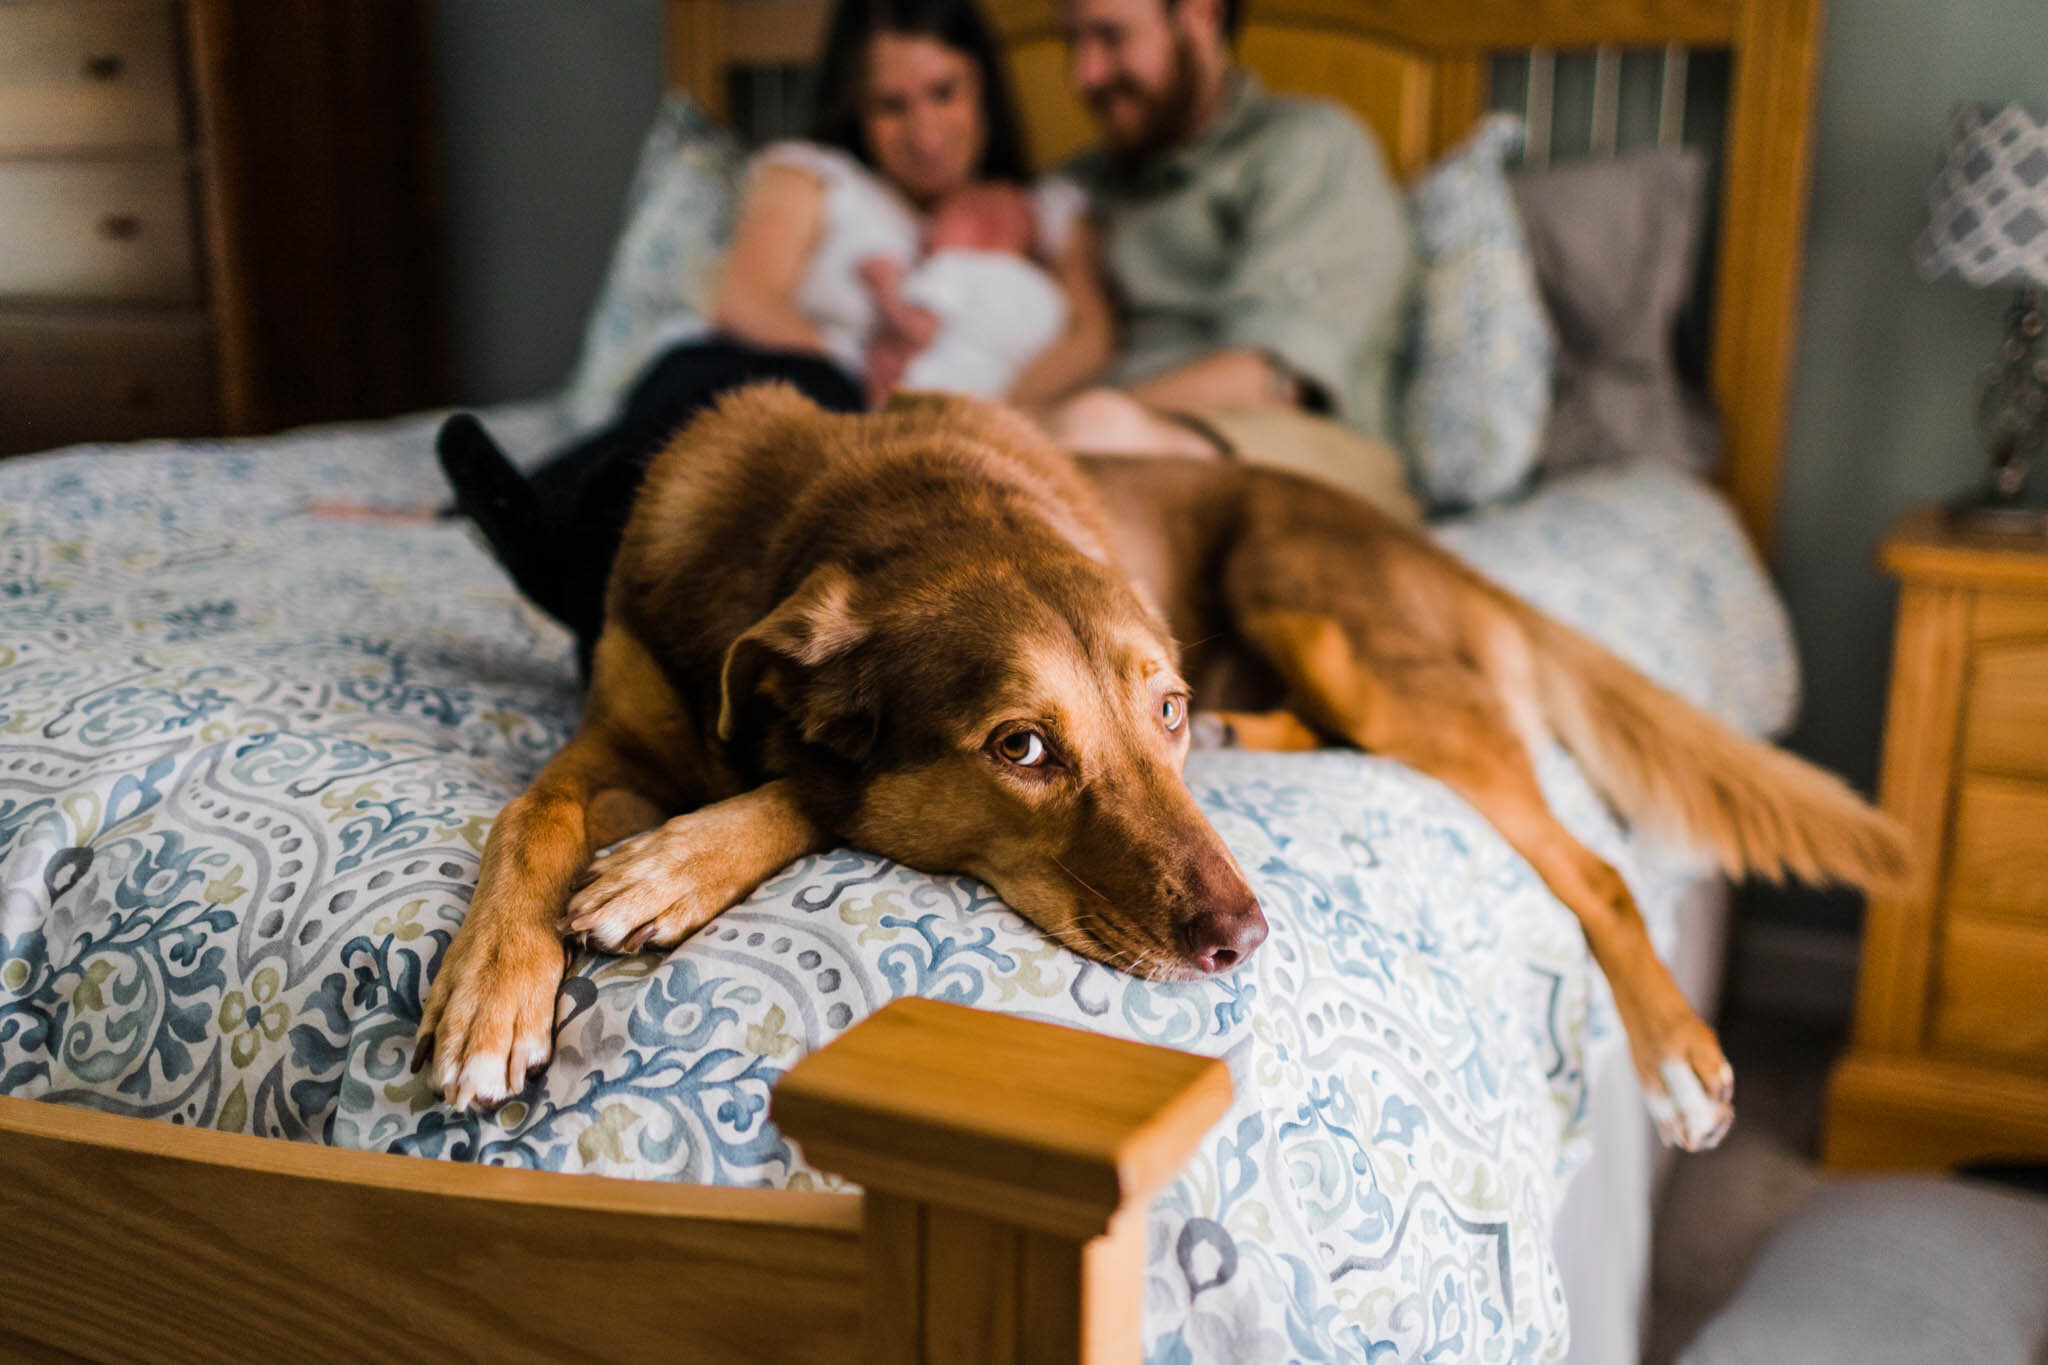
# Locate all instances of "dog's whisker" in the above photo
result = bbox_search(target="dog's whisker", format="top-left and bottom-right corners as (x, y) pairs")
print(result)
(1057, 908), (1179, 981)
(1045, 918), (1103, 959)
(1070, 909), (1138, 958)
(1071, 923), (1153, 976)
(1049, 853), (1118, 910)
(1046, 912), (1132, 970)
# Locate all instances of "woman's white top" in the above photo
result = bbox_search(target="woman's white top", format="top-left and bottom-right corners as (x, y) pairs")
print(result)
(751, 140), (1083, 390)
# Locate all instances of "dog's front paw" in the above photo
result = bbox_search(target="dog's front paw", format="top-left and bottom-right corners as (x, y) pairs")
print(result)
(1640, 1019), (1735, 1152)
(414, 920), (566, 1111)
(562, 814), (744, 953)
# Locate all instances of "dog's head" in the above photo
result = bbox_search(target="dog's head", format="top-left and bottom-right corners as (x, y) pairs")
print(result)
(718, 528), (1266, 981)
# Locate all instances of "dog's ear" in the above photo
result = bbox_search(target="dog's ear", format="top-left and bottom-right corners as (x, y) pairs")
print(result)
(717, 564), (874, 758)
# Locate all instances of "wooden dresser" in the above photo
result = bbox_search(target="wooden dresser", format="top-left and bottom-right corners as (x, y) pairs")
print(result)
(0, 0), (447, 457)
(1825, 509), (2048, 1169)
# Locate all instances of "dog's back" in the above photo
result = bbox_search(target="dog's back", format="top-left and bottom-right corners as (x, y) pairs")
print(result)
(601, 386), (1138, 786)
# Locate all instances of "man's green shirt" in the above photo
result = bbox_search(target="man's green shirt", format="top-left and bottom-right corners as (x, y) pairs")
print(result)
(1062, 72), (1413, 438)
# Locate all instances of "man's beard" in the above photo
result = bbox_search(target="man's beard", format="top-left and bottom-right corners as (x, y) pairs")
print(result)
(1090, 33), (1205, 162)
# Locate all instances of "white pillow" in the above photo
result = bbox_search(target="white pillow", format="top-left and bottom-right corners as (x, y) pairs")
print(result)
(563, 96), (743, 428)
(1403, 114), (1554, 508)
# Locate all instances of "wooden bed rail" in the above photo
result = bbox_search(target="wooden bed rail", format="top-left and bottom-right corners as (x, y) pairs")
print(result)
(0, 999), (1229, 1364)
(775, 997), (1234, 1363)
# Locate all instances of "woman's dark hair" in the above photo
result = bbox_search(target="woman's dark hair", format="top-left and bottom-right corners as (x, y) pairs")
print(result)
(807, 0), (1033, 184)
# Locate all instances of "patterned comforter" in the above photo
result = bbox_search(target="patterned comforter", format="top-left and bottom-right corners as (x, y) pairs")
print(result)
(0, 404), (1795, 1363)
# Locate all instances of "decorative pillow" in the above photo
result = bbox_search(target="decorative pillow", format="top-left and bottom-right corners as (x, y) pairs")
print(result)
(564, 96), (743, 428)
(1402, 114), (1555, 508)
(1511, 148), (1713, 472)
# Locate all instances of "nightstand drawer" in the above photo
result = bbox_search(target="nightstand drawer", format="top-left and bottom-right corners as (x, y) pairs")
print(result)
(0, 2), (184, 153)
(1932, 917), (2048, 1068)
(1962, 596), (2048, 779)
(1948, 776), (2048, 925)
(0, 159), (199, 304)
(0, 311), (216, 453)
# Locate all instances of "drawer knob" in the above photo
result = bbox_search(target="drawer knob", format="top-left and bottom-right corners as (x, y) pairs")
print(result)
(98, 213), (143, 242)
(81, 54), (126, 82)
(121, 380), (157, 411)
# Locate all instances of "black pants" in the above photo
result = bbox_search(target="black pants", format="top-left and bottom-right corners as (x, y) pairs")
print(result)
(440, 338), (862, 677)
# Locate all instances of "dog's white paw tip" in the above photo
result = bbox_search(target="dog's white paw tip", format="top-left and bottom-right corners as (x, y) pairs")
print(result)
(1648, 1057), (1733, 1151)
(510, 1037), (550, 1081)
(1644, 1088), (1677, 1140)
(445, 1054), (509, 1110)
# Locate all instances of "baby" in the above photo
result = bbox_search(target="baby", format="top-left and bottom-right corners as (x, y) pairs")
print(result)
(858, 182), (1068, 405)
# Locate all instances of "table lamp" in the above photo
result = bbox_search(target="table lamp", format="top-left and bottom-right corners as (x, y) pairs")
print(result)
(1916, 102), (2048, 535)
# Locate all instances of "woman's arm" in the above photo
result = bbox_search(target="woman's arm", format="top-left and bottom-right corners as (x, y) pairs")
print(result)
(709, 164), (830, 354)
(1004, 217), (1114, 410)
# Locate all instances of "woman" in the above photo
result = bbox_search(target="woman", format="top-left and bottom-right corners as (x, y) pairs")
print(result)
(711, 0), (1110, 408)
(445, 0), (1113, 670)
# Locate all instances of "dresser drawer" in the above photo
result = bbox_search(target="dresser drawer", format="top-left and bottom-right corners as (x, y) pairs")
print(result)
(1931, 916), (2048, 1070)
(1962, 593), (2048, 780)
(0, 311), (216, 453)
(0, 159), (199, 303)
(0, 2), (184, 153)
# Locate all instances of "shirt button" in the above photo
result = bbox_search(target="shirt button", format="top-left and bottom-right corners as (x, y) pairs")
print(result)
(1287, 266), (1316, 297)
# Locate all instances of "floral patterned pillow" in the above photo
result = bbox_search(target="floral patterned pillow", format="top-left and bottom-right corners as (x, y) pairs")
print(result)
(563, 96), (744, 428)
(1402, 114), (1554, 509)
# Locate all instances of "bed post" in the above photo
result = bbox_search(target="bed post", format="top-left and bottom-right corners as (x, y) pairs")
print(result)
(666, 0), (733, 121)
(772, 998), (1233, 1364)
(1712, 0), (1826, 555)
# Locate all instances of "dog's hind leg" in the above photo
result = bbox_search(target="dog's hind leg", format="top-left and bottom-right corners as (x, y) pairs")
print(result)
(1239, 608), (1735, 1151)
(1193, 709), (1324, 751)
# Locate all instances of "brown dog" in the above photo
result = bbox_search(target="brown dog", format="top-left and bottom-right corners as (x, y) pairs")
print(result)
(416, 385), (1905, 1150)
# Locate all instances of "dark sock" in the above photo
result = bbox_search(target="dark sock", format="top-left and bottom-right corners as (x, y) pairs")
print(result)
(436, 414), (579, 626)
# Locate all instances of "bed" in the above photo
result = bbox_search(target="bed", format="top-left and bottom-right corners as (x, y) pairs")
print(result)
(0, 0), (1823, 1361)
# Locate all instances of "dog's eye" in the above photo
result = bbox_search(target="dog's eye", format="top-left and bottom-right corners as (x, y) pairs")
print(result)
(995, 729), (1049, 767)
(1161, 695), (1186, 732)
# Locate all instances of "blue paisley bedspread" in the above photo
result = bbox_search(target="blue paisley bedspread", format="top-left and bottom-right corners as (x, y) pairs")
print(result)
(0, 404), (1796, 1363)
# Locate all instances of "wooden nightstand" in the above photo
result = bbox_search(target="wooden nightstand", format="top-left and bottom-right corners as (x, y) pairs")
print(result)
(1824, 508), (2048, 1169)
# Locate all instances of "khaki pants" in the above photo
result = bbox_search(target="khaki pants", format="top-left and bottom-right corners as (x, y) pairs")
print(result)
(1173, 405), (1421, 525)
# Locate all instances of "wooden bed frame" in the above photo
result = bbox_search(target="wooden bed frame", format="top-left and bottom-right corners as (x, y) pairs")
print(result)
(0, 1), (1822, 1360)
(672, 0), (1821, 553)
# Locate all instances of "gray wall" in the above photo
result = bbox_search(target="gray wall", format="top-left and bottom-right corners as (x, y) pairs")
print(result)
(433, 0), (666, 405)
(1769, 0), (2048, 934)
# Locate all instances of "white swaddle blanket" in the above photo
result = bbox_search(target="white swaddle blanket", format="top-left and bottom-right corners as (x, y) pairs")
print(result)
(899, 248), (1068, 397)
(750, 141), (1082, 395)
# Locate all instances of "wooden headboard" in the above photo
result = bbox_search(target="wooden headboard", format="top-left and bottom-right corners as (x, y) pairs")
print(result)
(662, 0), (1824, 554)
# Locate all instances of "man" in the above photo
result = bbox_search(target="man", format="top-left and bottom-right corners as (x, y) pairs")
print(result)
(1044, 0), (1417, 518)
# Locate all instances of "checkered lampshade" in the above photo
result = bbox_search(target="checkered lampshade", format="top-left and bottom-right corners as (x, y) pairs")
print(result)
(1917, 103), (2048, 288)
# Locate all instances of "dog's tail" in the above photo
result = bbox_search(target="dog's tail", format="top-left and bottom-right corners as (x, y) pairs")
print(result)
(1488, 595), (1909, 891)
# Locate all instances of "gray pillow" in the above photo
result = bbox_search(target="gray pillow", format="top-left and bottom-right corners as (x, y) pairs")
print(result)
(1677, 1176), (2048, 1365)
(1511, 148), (1713, 472)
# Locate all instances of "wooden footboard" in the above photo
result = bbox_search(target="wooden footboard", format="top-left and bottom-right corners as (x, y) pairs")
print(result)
(0, 999), (1229, 1363)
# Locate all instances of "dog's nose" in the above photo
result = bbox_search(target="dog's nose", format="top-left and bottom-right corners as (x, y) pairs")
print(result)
(1177, 903), (1268, 974)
